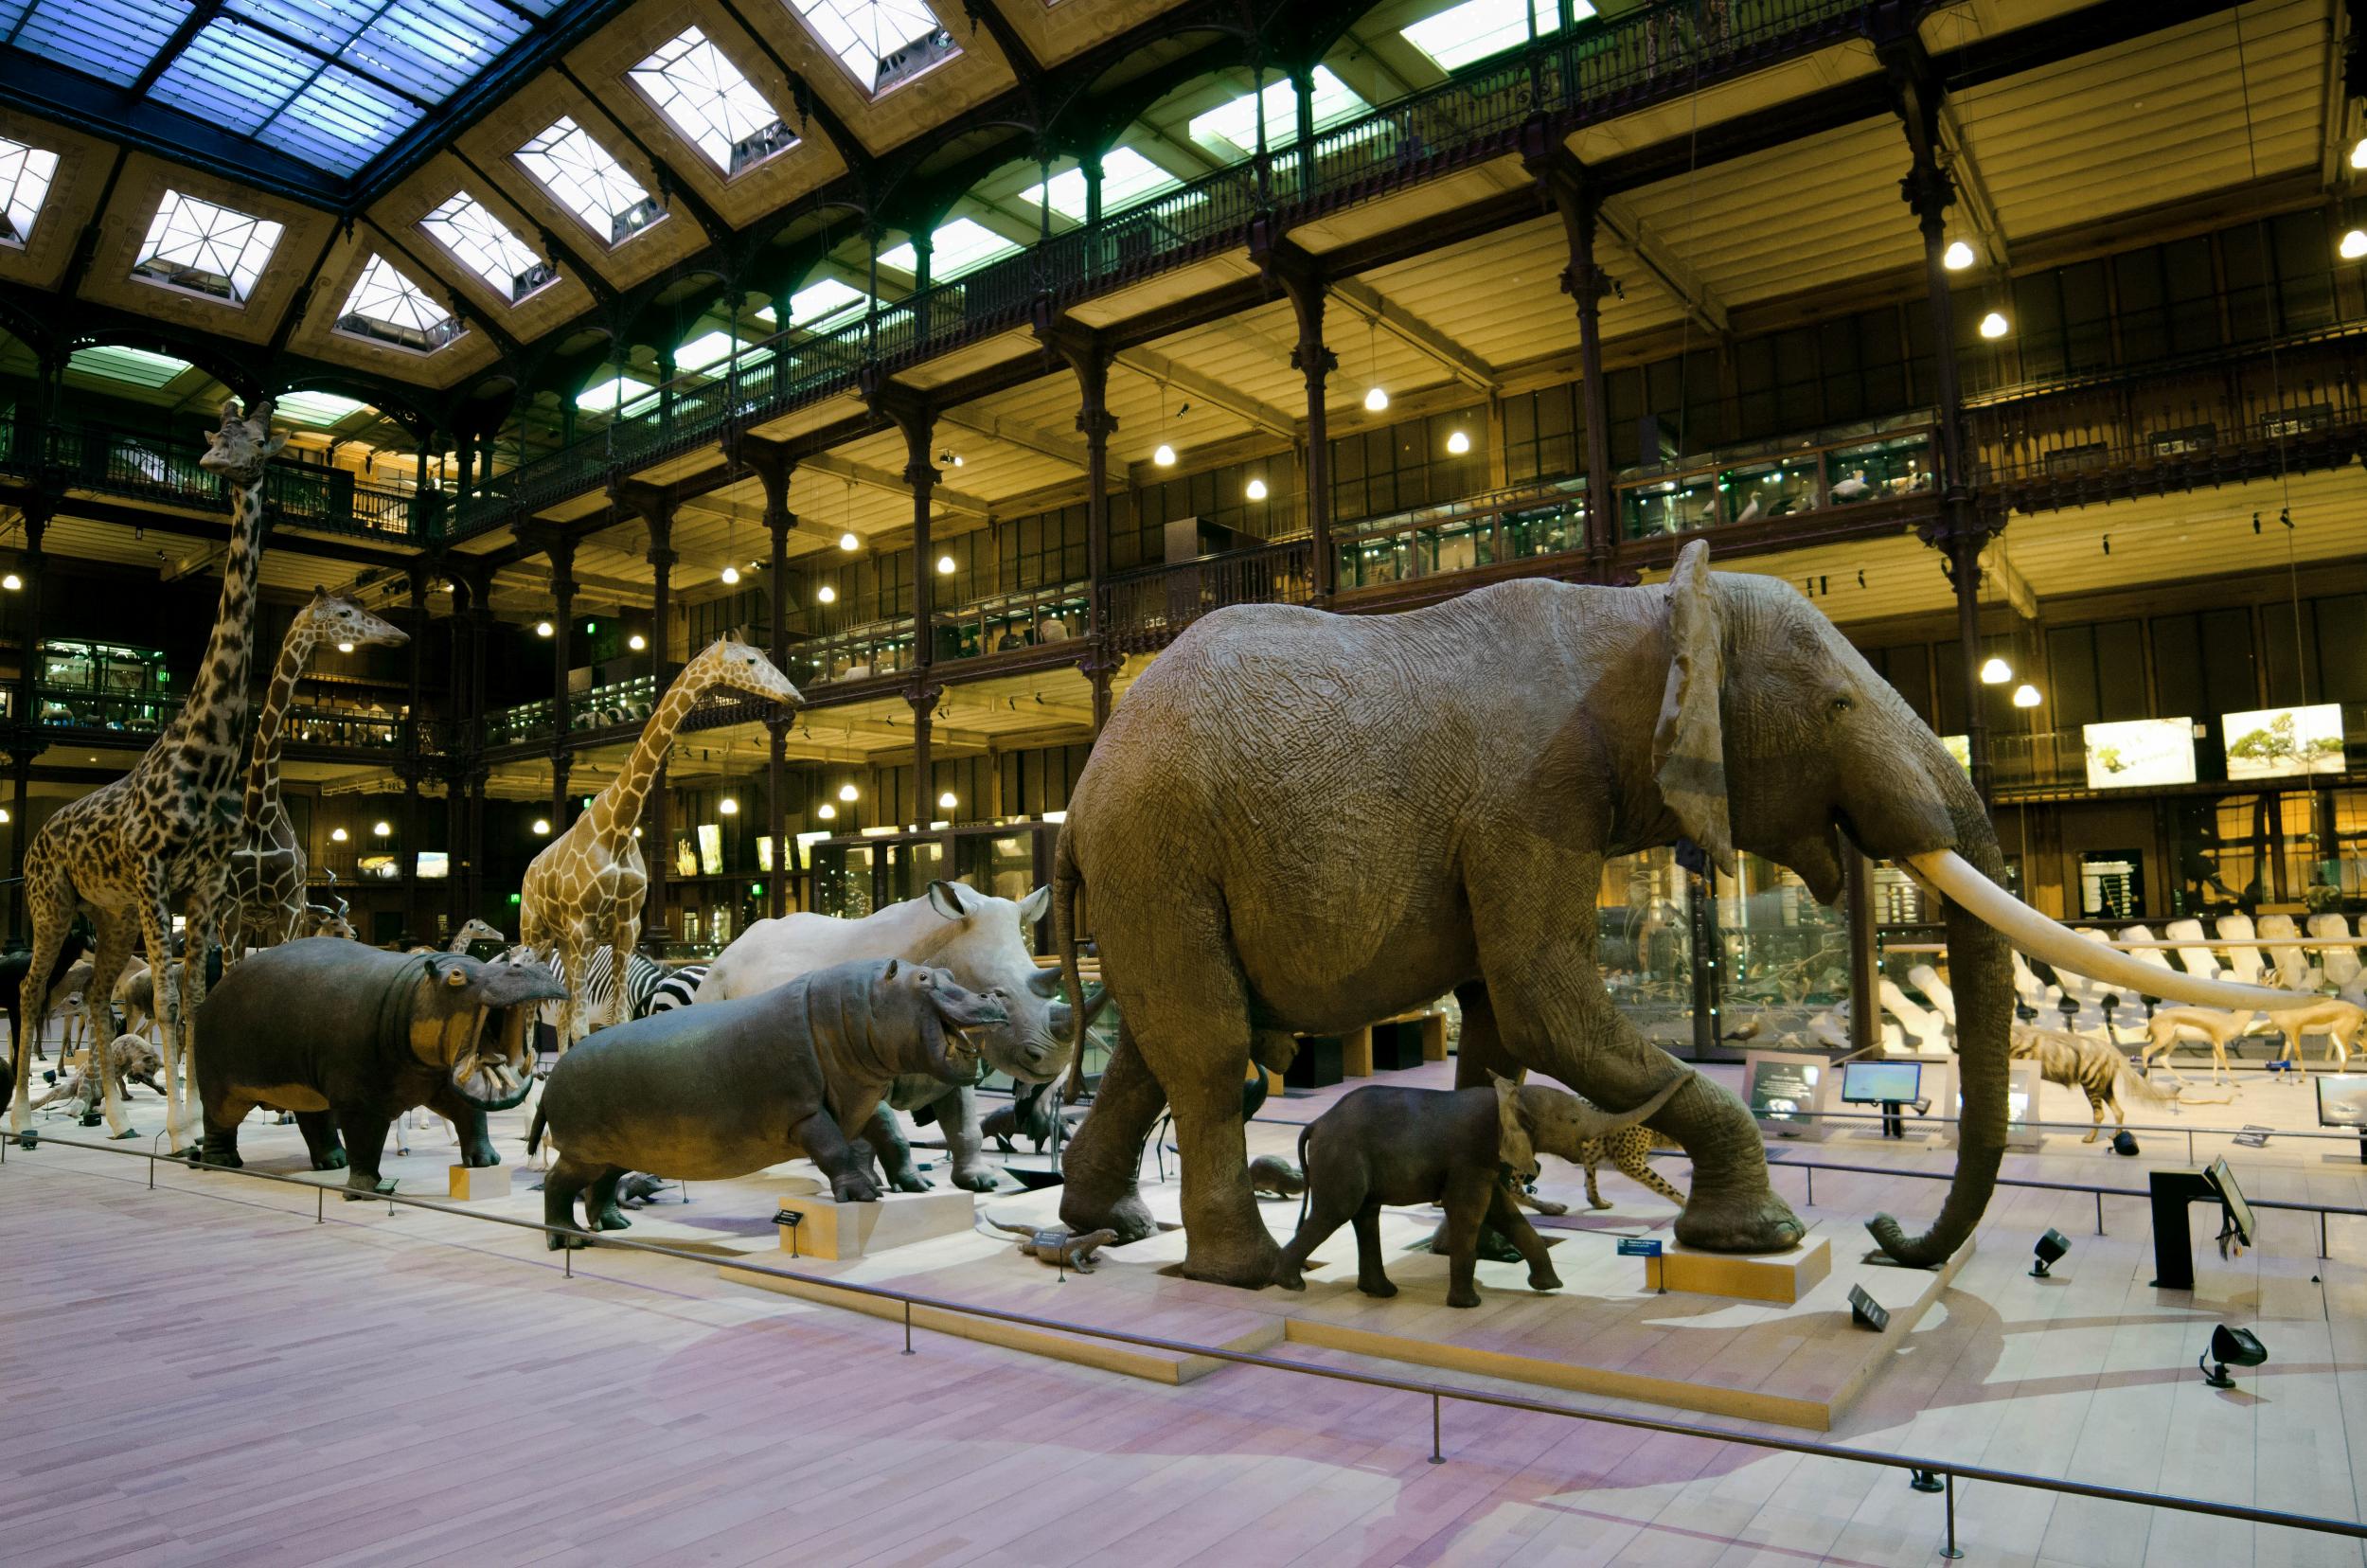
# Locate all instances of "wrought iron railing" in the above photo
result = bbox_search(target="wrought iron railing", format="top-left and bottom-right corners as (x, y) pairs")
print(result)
(1102, 539), (1316, 653)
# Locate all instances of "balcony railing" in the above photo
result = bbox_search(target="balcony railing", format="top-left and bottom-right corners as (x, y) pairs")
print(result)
(283, 706), (403, 750)
(1103, 539), (1316, 653)
(1335, 477), (1590, 592)
(1620, 419), (1935, 539)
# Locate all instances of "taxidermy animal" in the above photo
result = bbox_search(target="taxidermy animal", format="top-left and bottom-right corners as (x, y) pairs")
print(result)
(193, 939), (559, 1194)
(983, 1080), (1084, 1153)
(2263, 998), (2367, 1068)
(0, 924), (90, 1070)
(988, 1218), (1118, 1272)
(1050, 541), (2305, 1287)
(698, 882), (1104, 1192)
(1570, 1117), (1688, 1210)
(529, 958), (1008, 1248)
(1275, 1073), (1686, 1308)
(2010, 1025), (2208, 1143)
(412, 918), (506, 956)
(1831, 469), (1873, 501)
(615, 1172), (672, 1208)
(32, 1033), (166, 1118)
(1248, 1154), (1306, 1199)
(2140, 1007), (2260, 1085)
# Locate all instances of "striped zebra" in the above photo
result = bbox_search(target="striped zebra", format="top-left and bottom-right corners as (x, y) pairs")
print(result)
(508, 945), (669, 1031)
(645, 964), (708, 1014)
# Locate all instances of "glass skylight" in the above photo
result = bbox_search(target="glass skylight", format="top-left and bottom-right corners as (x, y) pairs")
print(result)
(0, 136), (59, 248)
(788, 0), (958, 97)
(672, 330), (746, 371)
(1026, 147), (1182, 222)
(630, 27), (795, 176)
(576, 374), (657, 417)
(276, 389), (372, 426)
(131, 190), (286, 305)
(65, 345), (194, 388)
(336, 254), (464, 353)
(419, 192), (555, 303)
(879, 218), (1021, 283)
(1187, 67), (1369, 160)
(757, 276), (869, 331)
(516, 117), (665, 246)
(1401, 0), (1593, 72)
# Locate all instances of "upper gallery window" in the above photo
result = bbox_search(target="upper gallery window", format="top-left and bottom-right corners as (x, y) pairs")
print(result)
(878, 217), (1021, 283)
(787, 0), (957, 97)
(516, 116), (666, 245)
(755, 276), (869, 332)
(0, 135), (60, 248)
(1400, 0), (1594, 73)
(1027, 147), (1183, 222)
(336, 254), (464, 353)
(274, 390), (372, 426)
(1187, 68), (1369, 161)
(419, 192), (555, 303)
(630, 27), (797, 176)
(66, 344), (194, 388)
(131, 189), (286, 305)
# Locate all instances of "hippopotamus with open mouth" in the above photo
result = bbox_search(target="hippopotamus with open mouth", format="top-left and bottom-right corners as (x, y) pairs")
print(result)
(528, 957), (1007, 1248)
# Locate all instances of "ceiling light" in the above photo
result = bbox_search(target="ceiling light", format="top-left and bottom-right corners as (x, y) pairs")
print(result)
(816, 802), (836, 821)
(336, 641), (354, 653)
(1152, 443), (1176, 467)
(838, 783), (859, 802)
(1363, 385), (1389, 413)
(536, 620), (554, 637)
(1942, 240), (1976, 271)
(721, 565), (740, 584)
(0, 808), (9, 824)
(937, 791), (957, 810)
(629, 633), (647, 650)
(532, 817), (551, 834)
(1246, 477), (1269, 501)
(720, 795), (738, 815)
(2343, 228), (2367, 261)
(1, 574), (19, 591)
(817, 585), (837, 604)
(1446, 429), (1471, 455)
(330, 827), (348, 843)
(373, 821), (391, 836)
(839, 531), (860, 551)
(1979, 655), (2012, 685)
(2352, 136), (2367, 170)
(936, 555), (954, 574)
(2012, 683), (2042, 709)
(1978, 311), (2010, 339)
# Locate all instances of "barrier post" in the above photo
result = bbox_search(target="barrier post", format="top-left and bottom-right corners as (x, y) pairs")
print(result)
(1431, 1392), (1444, 1464)
(1942, 1472), (1963, 1559)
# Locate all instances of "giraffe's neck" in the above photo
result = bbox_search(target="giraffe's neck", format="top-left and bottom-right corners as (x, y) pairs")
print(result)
(170, 473), (269, 786)
(589, 669), (712, 846)
(243, 625), (323, 824)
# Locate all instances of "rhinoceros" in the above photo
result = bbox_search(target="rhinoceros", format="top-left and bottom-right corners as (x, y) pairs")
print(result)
(530, 957), (1008, 1247)
(193, 938), (564, 1196)
(694, 882), (1105, 1190)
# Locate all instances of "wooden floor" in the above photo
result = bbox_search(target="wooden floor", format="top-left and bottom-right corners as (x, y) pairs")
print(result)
(5, 1058), (2367, 1566)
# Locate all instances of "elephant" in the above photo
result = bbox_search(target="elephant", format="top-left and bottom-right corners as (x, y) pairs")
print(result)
(1050, 540), (2308, 1287)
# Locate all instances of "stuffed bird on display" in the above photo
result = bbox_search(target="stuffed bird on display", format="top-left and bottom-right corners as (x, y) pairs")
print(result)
(1735, 495), (1763, 524)
(1831, 469), (1873, 501)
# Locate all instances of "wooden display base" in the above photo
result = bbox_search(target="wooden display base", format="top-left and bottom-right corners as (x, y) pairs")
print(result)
(774, 1186), (977, 1260)
(446, 1164), (510, 1201)
(1644, 1224), (1832, 1303)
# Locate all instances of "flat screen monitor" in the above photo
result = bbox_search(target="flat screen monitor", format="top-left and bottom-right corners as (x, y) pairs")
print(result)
(2205, 1157), (2254, 1249)
(1842, 1060), (1923, 1105)
(2316, 1075), (2367, 1129)
(1748, 1060), (1820, 1126)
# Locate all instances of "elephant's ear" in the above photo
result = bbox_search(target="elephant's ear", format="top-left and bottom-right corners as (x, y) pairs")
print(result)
(1652, 540), (1736, 875)
(1492, 1074), (1538, 1182)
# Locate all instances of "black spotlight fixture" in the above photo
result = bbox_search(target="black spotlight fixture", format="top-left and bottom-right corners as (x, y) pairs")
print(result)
(2031, 1228), (2071, 1278)
(2199, 1324), (2268, 1389)
(2112, 1130), (2141, 1156)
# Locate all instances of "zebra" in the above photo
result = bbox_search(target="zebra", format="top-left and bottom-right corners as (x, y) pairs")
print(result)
(645, 964), (709, 1014)
(508, 944), (695, 1026)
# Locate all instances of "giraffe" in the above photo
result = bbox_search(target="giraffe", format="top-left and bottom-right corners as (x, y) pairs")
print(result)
(221, 589), (407, 963)
(520, 636), (801, 1052)
(12, 399), (284, 1146)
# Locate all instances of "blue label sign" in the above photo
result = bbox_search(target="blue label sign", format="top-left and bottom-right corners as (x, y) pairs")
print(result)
(1616, 1238), (1664, 1258)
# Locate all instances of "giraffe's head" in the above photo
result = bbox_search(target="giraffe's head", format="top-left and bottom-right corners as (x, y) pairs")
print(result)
(687, 635), (803, 709)
(200, 398), (289, 483)
(294, 587), (408, 653)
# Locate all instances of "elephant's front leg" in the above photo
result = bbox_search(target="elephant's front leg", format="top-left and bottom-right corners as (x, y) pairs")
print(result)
(1059, 1021), (1165, 1246)
(937, 1088), (1002, 1192)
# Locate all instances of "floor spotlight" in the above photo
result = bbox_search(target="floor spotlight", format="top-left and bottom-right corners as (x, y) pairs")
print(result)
(2111, 1130), (2140, 1156)
(2031, 1228), (2070, 1278)
(2199, 1324), (2268, 1388)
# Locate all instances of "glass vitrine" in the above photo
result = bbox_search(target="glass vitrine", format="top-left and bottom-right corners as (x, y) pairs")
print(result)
(37, 639), (170, 729)
(1624, 472), (1720, 537)
(1720, 456), (1821, 523)
(1825, 432), (1933, 504)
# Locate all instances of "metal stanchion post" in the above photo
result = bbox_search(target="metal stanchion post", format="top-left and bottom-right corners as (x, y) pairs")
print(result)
(903, 1299), (915, 1355)
(2095, 1192), (2104, 1236)
(1806, 1167), (1814, 1207)
(1430, 1392), (1444, 1464)
(1942, 1472), (1963, 1559)
(317, 1186), (324, 1224)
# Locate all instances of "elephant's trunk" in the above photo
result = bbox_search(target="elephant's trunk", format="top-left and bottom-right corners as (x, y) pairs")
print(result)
(1868, 779), (2010, 1268)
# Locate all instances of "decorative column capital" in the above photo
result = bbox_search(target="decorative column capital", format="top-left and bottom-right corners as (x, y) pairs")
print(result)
(1290, 342), (1338, 383)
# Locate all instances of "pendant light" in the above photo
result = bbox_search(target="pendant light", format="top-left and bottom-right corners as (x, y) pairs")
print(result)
(1153, 378), (1176, 467)
(1361, 315), (1387, 413)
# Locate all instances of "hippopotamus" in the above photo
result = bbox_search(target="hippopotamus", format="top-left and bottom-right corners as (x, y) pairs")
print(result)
(529, 957), (1007, 1249)
(193, 938), (564, 1196)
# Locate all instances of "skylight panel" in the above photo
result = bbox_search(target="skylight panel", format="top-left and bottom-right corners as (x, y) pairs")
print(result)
(420, 193), (554, 303)
(1026, 147), (1183, 222)
(263, 63), (424, 177)
(0, 137), (60, 248)
(11, 0), (184, 88)
(1188, 67), (1369, 160)
(517, 117), (666, 246)
(630, 27), (796, 176)
(1401, 0), (1592, 73)
(788, 0), (958, 97)
(577, 375), (658, 418)
(65, 345), (193, 388)
(879, 218), (1020, 282)
(276, 390), (372, 426)
(132, 191), (285, 306)
(673, 330), (746, 372)
(148, 19), (313, 135)
(336, 254), (464, 353)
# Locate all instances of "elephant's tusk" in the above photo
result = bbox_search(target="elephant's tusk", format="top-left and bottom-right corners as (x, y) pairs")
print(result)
(1906, 849), (2321, 1012)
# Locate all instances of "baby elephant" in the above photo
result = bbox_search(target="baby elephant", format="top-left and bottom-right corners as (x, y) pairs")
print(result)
(1274, 1072), (1687, 1308)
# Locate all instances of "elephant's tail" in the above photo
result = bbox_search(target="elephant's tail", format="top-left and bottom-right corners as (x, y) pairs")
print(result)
(1054, 820), (1090, 1105)
(526, 1100), (547, 1155)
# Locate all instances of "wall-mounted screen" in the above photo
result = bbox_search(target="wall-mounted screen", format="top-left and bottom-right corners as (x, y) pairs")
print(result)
(696, 823), (723, 876)
(2317, 1074), (2367, 1128)
(2083, 718), (2197, 789)
(2221, 704), (2345, 780)
(414, 850), (449, 881)
(1842, 1060), (1923, 1104)
(1941, 734), (1971, 774)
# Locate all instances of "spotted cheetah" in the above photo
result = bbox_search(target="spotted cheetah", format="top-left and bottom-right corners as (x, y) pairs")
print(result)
(1516, 1123), (1688, 1213)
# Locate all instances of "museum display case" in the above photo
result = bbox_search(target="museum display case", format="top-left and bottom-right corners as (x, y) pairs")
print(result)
(35, 638), (170, 729)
